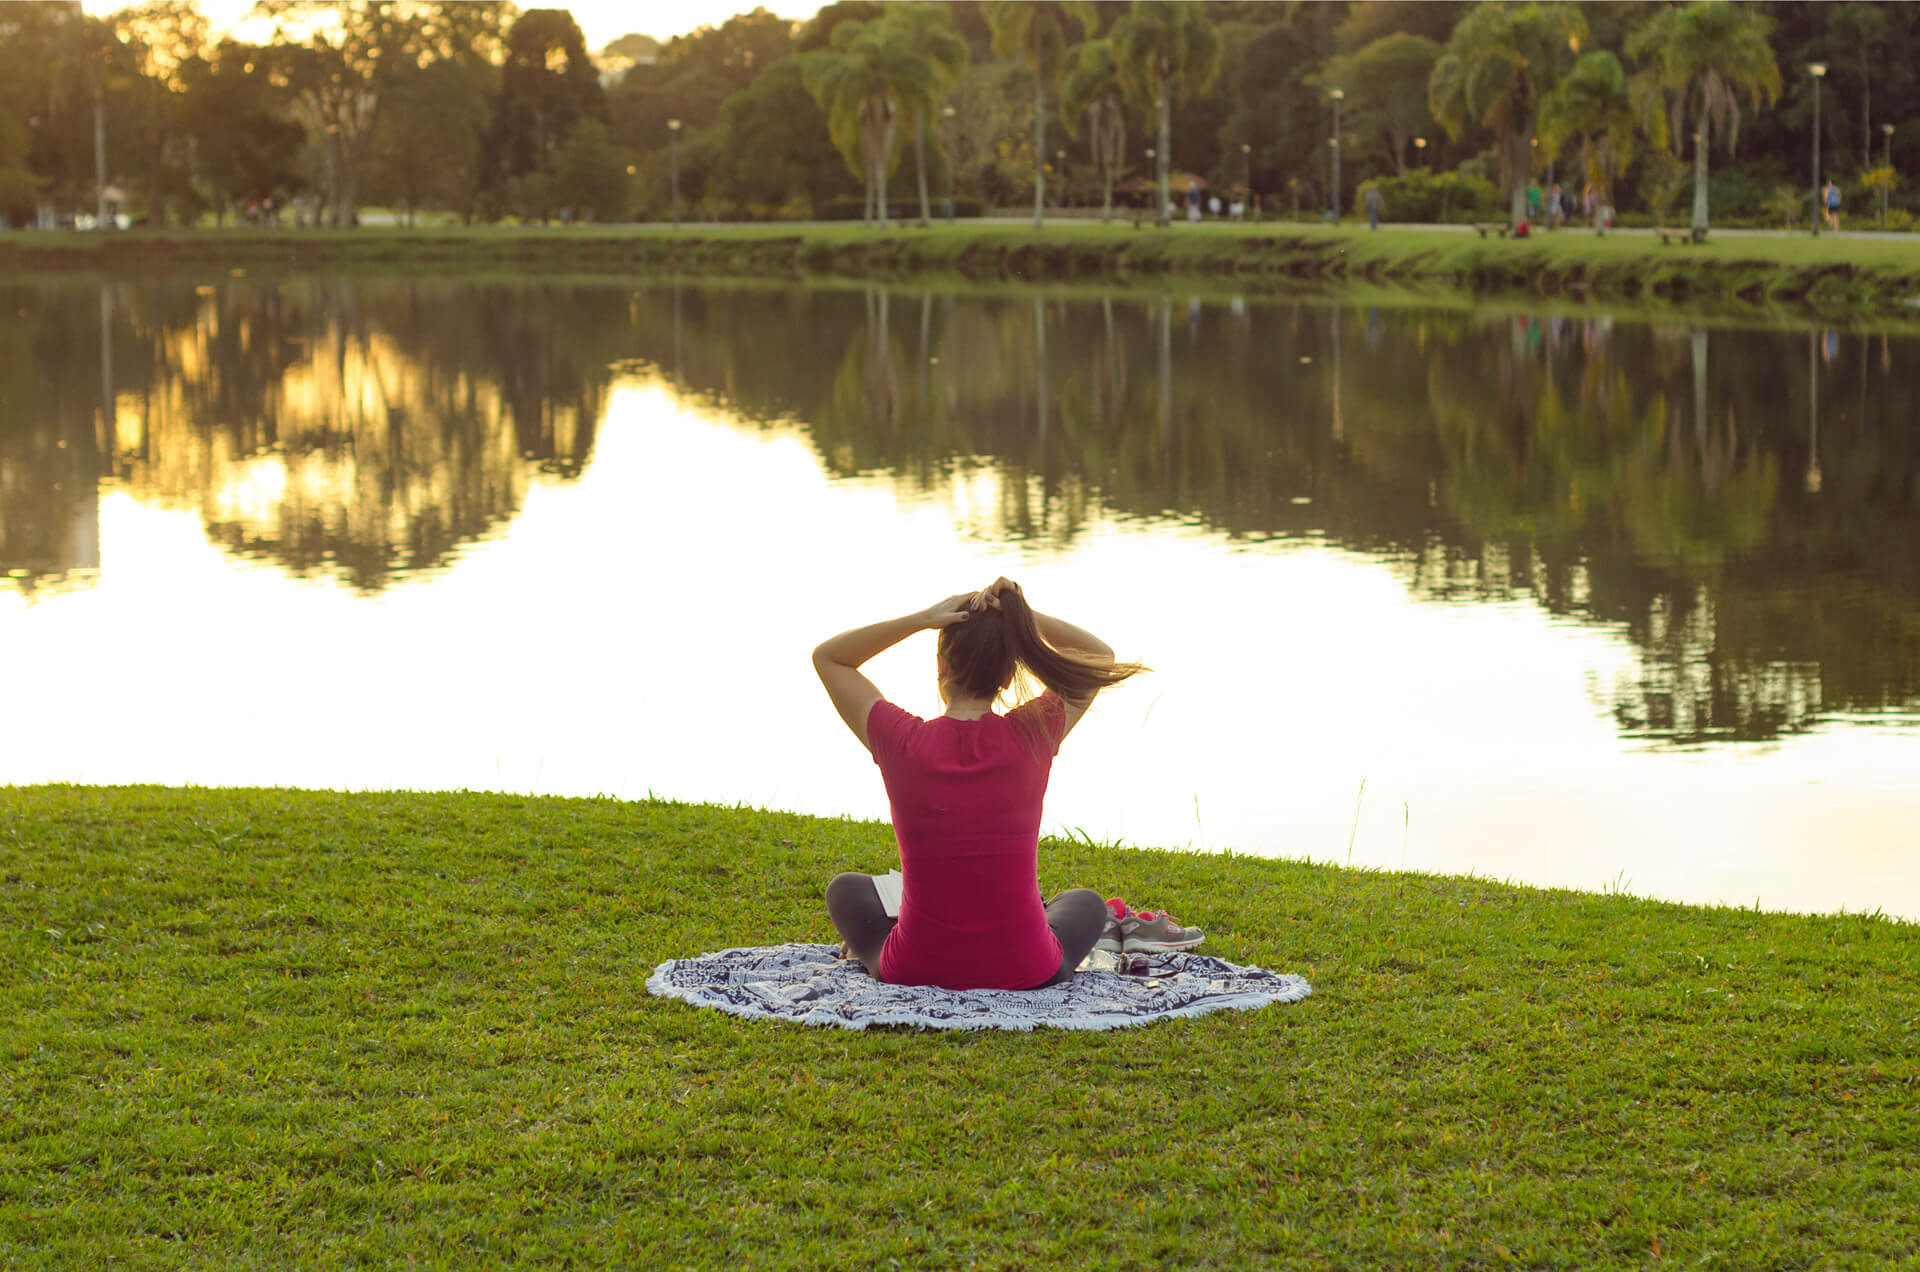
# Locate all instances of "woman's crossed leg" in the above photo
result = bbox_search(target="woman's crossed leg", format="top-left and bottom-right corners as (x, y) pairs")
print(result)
(825, 875), (1108, 989)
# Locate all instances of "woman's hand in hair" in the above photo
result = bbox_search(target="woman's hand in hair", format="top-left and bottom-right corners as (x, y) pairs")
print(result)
(975, 577), (1023, 610)
(919, 594), (976, 629)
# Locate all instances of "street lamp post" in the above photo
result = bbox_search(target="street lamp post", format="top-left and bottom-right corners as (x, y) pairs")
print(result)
(1883, 121), (1896, 226)
(1056, 149), (1066, 209)
(1145, 147), (1155, 218)
(1414, 136), (1427, 168)
(1240, 142), (1251, 211)
(1330, 89), (1344, 221)
(942, 105), (956, 221)
(668, 118), (682, 229)
(1809, 64), (1825, 237)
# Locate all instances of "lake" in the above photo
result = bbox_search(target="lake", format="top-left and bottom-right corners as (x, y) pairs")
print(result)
(4, 276), (1916, 918)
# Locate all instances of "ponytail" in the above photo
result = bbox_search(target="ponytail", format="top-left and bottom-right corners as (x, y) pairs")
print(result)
(937, 589), (1146, 721)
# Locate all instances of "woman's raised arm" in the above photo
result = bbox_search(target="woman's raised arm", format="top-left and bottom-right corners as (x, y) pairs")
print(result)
(812, 595), (974, 749)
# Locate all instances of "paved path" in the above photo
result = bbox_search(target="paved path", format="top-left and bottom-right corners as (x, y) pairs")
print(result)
(613, 216), (1917, 243)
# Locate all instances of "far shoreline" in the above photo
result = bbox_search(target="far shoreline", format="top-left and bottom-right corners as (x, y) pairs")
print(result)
(7, 219), (1920, 317)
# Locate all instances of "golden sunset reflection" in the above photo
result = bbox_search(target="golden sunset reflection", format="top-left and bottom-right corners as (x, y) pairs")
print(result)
(3, 279), (1916, 918)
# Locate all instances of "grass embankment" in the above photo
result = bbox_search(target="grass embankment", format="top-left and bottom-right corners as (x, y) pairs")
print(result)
(3, 784), (1916, 1269)
(7, 221), (1920, 313)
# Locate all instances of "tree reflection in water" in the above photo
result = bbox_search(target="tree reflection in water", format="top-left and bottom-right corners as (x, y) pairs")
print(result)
(3, 278), (1915, 745)
(0, 279), (611, 593)
(641, 286), (1919, 746)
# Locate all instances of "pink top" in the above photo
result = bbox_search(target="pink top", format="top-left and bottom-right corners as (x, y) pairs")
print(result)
(867, 694), (1069, 990)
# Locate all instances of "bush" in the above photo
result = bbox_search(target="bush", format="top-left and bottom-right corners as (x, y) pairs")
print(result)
(1702, 166), (1778, 219)
(819, 194), (984, 221)
(1353, 170), (1503, 224)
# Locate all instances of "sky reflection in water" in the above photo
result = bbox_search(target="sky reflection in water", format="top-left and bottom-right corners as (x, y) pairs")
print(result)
(3, 279), (1916, 918)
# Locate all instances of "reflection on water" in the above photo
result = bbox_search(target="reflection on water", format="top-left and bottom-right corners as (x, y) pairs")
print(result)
(1, 279), (611, 593)
(4, 277), (1917, 914)
(634, 285), (1920, 746)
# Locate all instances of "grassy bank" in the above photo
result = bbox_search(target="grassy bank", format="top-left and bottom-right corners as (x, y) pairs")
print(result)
(3, 784), (1916, 1268)
(7, 221), (1920, 314)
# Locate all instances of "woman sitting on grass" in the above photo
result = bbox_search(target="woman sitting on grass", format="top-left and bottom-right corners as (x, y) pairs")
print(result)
(814, 577), (1189, 991)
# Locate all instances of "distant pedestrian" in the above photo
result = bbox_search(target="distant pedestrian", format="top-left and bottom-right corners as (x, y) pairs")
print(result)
(1823, 179), (1841, 230)
(1208, 195), (1221, 218)
(1364, 185), (1383, 231)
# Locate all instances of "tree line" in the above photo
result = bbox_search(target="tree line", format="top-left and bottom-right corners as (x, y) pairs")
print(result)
(1, 1), (1915, 231)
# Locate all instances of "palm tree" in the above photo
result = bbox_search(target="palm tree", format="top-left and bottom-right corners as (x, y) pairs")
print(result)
(1538, 50), (1666, 230)
(1429, 2), (1587, 230)
(801, 17), (931, 229)
(984, 1), (1097, 230)
(1626, 1), (1781, 243)
(1060, 38), (1128, 223)
(889, 5), (968, 228)
(1112, 1), (1222, 228)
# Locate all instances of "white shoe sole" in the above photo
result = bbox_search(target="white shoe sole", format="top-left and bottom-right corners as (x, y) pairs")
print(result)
(1124, 936), (1205, 954)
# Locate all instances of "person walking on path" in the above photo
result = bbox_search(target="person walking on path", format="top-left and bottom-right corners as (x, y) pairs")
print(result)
(815, 578), (1187, 991)
(1365, 185), (1383, 231)
(1824, 179), (1842, 231)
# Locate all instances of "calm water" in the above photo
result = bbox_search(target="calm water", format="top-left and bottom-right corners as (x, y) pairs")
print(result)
(4, 277), (1917, 917)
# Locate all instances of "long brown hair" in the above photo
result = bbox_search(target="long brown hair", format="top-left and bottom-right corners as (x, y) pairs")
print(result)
(936, 589), (1146, 714)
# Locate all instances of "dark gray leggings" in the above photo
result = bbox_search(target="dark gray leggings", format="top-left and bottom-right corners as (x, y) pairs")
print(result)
(825, 873), (1108, 989)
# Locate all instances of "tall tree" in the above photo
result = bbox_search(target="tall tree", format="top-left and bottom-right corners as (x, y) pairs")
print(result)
(178, 40), (304, 223)
(890, 5), (969, 226)
(258, 1), (501, 227)
(1328, 33), (1441, 177)
(1825, 3), (1888, 172)
(802, 16), (936, 227)
(984, 1), (1096, 229)
(1112, 1), (1222, 227)
(1429, 2), (1587, 230)
(1626, 1), (1780, 243)
(258, 1), (420, 227)
(1060, 37), (1128, 222)
(363, 55), (492, 224)
(490, 9), (606, 198)
(1538, 49), (1663, 228)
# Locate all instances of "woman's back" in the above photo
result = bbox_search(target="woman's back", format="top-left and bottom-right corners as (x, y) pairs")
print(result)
(866, 697), (1066, 990)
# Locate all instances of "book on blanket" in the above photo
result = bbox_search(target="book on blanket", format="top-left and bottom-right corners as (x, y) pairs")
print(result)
(872, 869), (903, 918)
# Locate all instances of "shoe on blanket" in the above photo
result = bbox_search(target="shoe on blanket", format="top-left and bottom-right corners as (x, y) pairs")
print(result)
(1096, 897), (1205, 955)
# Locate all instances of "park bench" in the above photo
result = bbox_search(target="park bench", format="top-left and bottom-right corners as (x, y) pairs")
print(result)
(1473, 222), (1511, 239)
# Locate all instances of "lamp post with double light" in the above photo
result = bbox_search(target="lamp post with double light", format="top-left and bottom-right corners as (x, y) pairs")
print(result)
(1329, 89), (1343, 220)
(1809, 64), (1825, 237)
(668, 118), (682, 228)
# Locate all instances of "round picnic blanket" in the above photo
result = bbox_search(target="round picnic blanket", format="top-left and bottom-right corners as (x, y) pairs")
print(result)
(645, 942), (1312, 1032)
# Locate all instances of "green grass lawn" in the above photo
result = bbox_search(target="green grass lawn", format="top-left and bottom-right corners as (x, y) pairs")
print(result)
(3, 784), (1916, 1268)
(8, 219), (1920, 314)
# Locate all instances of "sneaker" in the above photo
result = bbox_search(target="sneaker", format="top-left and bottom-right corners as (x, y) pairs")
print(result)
(1096, 897), (1205, 955)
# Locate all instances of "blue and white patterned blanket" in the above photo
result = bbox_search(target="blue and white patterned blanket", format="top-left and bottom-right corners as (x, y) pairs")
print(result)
(646, 943), (1312, 1032)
